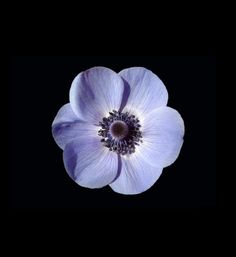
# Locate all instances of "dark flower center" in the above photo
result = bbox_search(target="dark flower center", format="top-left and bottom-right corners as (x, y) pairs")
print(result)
(98, 110), (143, 155)
(110, 120), (128, 140)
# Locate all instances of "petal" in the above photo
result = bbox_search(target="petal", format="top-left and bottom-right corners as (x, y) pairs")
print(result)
(63, 137), (118, 189)
(52, 103), (97, 150)
(109, 154), (163, 195)
(70, 67), (125, 124)
(140, 106), (185, 168)
(119, 67), (168, 118)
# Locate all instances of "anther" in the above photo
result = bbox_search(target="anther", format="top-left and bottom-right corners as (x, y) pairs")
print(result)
(98, 110), (143, 155)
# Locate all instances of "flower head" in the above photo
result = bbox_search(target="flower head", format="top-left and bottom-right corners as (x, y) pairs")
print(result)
(52, 67), (185, 195)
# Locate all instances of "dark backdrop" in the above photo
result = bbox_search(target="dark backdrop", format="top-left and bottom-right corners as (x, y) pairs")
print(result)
(10, 56), (216, 209)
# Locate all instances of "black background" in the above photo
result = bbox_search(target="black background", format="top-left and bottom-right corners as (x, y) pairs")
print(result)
(10, 55), (216, 209)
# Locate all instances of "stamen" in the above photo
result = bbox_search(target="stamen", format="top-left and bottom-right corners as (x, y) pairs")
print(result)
(98, 110), (143, 155)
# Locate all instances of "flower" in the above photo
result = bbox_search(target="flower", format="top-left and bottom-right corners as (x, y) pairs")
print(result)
(52, 67), (185, 195)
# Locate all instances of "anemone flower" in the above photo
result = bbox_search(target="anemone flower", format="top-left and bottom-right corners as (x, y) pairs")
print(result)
(52, 67), (185, 195)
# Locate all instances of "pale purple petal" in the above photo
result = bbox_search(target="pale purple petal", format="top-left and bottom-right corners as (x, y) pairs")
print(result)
(119, 67), (168, 117)
(140, 106), (185, 168)
(109, 154), (163, 195)
(70, 67), (125, 124)
(63, 137), (118, 189)
(52, 103), (97, 150)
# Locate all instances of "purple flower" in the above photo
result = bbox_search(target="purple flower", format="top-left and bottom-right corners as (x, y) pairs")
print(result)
(52, 67), (185, 195)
